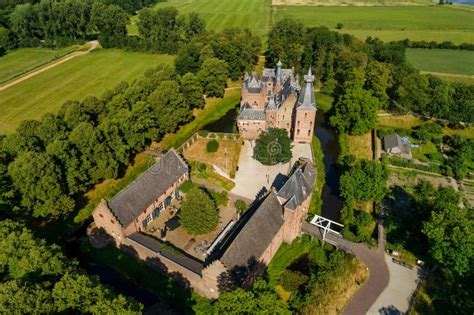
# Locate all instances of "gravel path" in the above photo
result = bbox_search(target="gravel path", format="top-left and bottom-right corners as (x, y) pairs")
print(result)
(0, 40), (99, 92)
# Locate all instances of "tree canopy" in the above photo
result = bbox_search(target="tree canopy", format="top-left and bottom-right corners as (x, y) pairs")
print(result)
(340, 159), (389, 202)
(253, 128), (292, 166)
(180, 187), (219, 235)
(0, 220), (142, 313)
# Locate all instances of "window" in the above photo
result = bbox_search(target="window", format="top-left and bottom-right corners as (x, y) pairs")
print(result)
(99, 213), (103, 218)
(297, 121), (300, 127)
(297, 129), (300, 135)
(305, 113), (307, 119)
(283, 115), (285, 120)
(308, 130), (311, 136)
(110, 220), (115, 224)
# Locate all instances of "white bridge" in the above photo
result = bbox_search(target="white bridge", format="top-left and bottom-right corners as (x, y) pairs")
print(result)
(303, 215), (353, 252)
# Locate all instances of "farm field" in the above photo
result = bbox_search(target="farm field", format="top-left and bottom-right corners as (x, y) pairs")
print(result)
(0, 49), (174, 134)
(152, 0), (271, 37)
(406, 48), (474, 75)
(0, 46), (77, 84)
(273, 6), (474, 43)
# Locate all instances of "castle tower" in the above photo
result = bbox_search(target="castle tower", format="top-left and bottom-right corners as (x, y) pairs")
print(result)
(274, 60), (283, 93)
(265, 94), (278, 128)
(293, 68), (317, 143)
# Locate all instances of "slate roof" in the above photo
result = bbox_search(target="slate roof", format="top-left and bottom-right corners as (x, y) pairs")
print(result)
(238, 107), (266, 120)
(383, 133), (411, 155)
(220, 192), (284, 269)
(262, 68), (293, 82)
(383, 133), (402, 150)
(108, 150), (188, 227)
(297, 68), (316, 110)
(127, 232), (203, 276)
(277, 160), (316, 208)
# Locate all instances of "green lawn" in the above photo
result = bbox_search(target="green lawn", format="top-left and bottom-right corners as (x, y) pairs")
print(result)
(406, 48), (474, 75)
(152, 0), (271, 38)
(0, 46), (77, 84)
(273, 5), (474, 43)
(0, 49), (174, 134)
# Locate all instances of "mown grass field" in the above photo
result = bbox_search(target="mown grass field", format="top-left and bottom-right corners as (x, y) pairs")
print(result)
(273, 5), (474, 43)
(151, 0), (272, 37)
(406, 48), (474, 75)
(0, 49), (174, 134)
(0, 47), (76, 83)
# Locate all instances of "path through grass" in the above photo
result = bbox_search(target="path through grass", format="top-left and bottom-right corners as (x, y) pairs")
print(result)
(0, 49), (173, 134)
(0, 46), (80, 83)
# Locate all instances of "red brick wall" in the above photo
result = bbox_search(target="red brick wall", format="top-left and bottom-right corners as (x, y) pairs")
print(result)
(293, 109), (316, 143)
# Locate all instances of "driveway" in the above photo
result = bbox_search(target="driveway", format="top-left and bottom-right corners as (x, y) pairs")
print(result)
(367, 254), (420, 314)
(231, 141), (312, 200)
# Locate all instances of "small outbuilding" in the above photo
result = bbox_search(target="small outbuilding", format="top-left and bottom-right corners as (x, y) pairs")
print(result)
(383, 133), (412, 158)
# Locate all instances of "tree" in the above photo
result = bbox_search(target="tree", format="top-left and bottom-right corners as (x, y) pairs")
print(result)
(265, 17), (305, 68)
(279, 270), (309, 291)
(0, 220), (70, 280)
(147, 80), (192, 133)
(329, 84), (379, 135)
(91, 3), (129, 48)
(180, 188), (218, 235)
(180, 72), (205, 109)
(213, 279), (288, 314)
(364, 60), (390, 108)
(423, 188), (474, 276)
(413, 123), (443, 143)
(7, 151), (75, 218)
(197, 58), (228, 98)
(253, 128), (292, 166)
(183, 12), (205, 42)
(340, 159), (389, 202)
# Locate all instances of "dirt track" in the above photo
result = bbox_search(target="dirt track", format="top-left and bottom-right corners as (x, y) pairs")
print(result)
(0, 40), (99, 92)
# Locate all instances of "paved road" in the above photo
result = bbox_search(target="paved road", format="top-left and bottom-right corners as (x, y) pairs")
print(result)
(0, 40), (99, 92)
(303, 221), (390, 315)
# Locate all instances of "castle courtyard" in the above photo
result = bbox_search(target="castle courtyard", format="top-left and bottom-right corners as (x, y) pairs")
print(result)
(231, 140), (313, 200)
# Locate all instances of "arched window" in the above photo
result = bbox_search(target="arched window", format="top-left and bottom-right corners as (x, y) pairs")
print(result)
(304, 112), (308, 119)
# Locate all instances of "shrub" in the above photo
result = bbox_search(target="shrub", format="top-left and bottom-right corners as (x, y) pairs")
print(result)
(179, 180), (194, 193)
(180, 188), (219, 235)
(336, 23), (343, 29)
(198, 130), (209, 137)
(279, 270), (309, 292)
(207, 139), (219, 152)
(234, 199), (248, 213)
(208, 189), (228, 206)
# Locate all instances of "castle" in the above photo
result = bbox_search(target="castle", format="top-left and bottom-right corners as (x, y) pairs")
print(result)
(92, 150), (315, 299)
(237, 61), (317, 143)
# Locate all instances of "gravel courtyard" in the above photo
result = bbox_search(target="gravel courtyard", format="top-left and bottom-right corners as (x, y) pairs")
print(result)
(231, 140), (312, 200)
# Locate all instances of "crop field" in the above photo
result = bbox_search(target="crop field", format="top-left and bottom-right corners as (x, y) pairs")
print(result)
(273, 6), (474, 43)
(406, 48), (474, 75)
(152, 0), (271, 37)
(0, 49), (173, 134)
(0, 47), (76, 84)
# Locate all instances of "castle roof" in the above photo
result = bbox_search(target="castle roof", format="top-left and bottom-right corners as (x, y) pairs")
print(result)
(108, 150), (188, 227)
(277, 159), (316, 207)
(220, 192), (284, 269)
(297, 68), (317, 111)
(238, 107), (266, 120)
